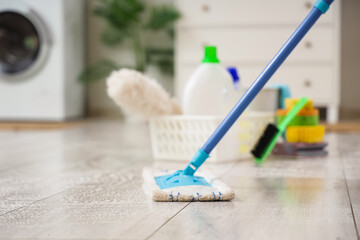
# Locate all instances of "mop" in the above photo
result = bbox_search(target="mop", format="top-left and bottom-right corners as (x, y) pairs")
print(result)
(107, 0), (334, 201)
(106, 70), (235, 201)
(143, 0), (334, 202)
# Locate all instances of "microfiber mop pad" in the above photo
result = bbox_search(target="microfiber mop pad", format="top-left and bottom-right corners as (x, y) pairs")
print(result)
(143, 168), (235, 202)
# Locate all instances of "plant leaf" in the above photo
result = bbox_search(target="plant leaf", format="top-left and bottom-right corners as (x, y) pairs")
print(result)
(145, 47), (174, 75)
(145, 5), (181, 31)
(101, 27), (126, 46)
(155, 57), (174, 75)
(78, 59), (119, 84)
(94, 0), (145, 30)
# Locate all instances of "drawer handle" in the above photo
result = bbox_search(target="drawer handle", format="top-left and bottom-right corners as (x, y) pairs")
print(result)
(304, 41), (312, 49)
(305, 2), (312, 10)
(304, 79), (312, 87)
(202, 5), (210, 12)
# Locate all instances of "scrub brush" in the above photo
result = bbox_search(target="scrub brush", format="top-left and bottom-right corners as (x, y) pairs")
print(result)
(106, 69), (182, 118)
(251, 97), (308, 163)
(145, 0), (334, 202)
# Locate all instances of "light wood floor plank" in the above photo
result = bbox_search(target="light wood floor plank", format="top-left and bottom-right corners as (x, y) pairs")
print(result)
(149, 201), (356, 240)
(150, 134), (360, 240)
(342, 150), (360, 238)
(0, 162), (188, 239)
(0, 121), (359, 239)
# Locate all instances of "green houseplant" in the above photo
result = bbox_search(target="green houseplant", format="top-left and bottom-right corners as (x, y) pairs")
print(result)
(78, 0), (181, 84)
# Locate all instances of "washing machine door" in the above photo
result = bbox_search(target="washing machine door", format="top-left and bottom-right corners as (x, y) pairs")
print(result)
(0, 1), (50, 80)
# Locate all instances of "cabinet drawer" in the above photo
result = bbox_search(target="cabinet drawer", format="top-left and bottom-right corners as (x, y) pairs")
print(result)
(176, 0), (336, 27)
(239, 64), (335, 104)
(176, 27), (335, 63)
(176, 64), (335, 105)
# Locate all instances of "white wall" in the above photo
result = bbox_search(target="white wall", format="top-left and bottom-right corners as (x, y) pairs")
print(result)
(340, 0), (360, 118)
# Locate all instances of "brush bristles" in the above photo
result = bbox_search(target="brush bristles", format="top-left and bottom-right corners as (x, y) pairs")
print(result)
(251, 124), (279, 158)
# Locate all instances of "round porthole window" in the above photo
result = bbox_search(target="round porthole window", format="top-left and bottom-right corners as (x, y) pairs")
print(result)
(0, 3), (50, 80)
(0, 12), (40, 74)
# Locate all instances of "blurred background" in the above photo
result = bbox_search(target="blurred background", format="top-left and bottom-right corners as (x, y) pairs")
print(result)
(0, 0), (359, 123)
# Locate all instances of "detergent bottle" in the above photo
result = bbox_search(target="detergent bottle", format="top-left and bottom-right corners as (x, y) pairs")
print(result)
(183, 46), (235, 116)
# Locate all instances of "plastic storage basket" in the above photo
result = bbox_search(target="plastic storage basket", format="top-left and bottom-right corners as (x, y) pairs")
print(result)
(149, 111), (274, 162)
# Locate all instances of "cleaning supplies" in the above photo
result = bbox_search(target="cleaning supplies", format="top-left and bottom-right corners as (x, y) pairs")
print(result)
(251, 97), (308, 163)
(285, 98), (314, 110)
(246, 87), (279, 112)
(277, 108), (319, 117)
(182, 46), (235, 116)
(272, 142), (328, 157)
(143, 168), (235, 201)
(146, 0), (334, 201)
(107, 69), (181, 118)
(227, 67), (240, 90)
(286, 125), (325, 143)
(277, 115), (319, 126)
(271, 97), (327, 156)
(278, 97), (325, 143)
(149, 113), (274, 162)
(269, 83), (292, 109)
(277, 106), (319, 126)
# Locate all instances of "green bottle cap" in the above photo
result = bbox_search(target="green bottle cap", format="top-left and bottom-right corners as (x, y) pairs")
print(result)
(202, 46), (220, 63)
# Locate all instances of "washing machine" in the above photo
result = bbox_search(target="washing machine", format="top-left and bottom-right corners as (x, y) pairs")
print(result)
(0, 0), (84, 121)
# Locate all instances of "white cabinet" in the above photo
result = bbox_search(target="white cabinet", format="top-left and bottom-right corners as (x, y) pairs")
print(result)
(175, 0), (341, 123)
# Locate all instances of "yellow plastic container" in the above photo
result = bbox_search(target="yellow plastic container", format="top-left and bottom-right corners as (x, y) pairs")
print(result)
(286, 125), (325, 143)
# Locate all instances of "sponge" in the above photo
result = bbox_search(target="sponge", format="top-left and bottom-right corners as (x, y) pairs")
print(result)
(286, 125), (325, 143)
(277, 115), (319, 126)
(277, 108), (318, 117)
(285, 98), (314, 110)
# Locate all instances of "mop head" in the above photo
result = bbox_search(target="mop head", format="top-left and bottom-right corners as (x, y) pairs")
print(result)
(143, 168), (235, 202)
(106, 68), (182, 118)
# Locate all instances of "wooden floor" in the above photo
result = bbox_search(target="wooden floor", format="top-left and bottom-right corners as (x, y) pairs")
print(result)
(0, 120), (359, 240)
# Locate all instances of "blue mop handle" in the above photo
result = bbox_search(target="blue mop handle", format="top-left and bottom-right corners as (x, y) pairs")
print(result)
(184, 0), (334, 175)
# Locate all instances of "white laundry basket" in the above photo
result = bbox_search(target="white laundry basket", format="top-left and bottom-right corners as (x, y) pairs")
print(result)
(149, 112), (274, 162)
